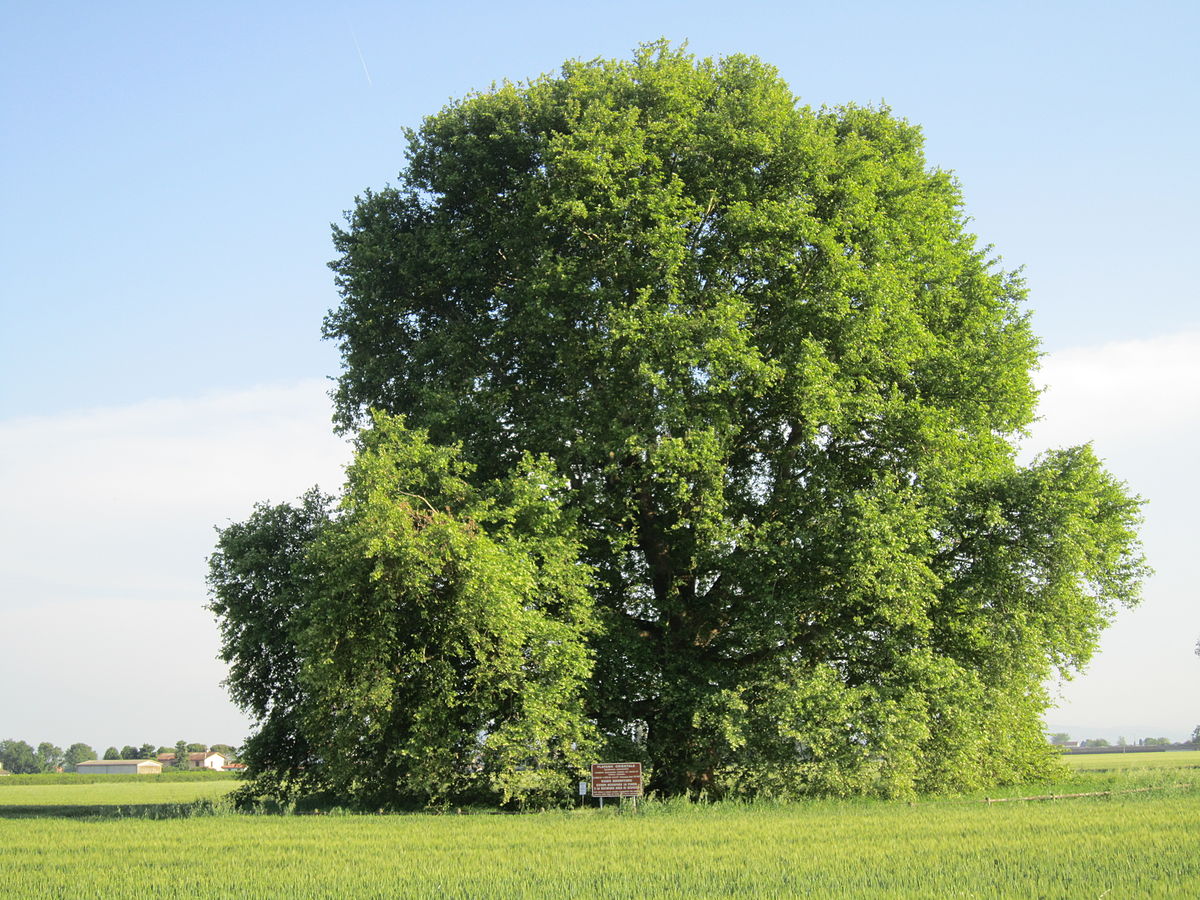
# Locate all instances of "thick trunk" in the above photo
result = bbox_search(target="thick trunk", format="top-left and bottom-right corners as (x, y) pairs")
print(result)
(644, 621), (725, 796)
(646, 710), (699, 795)
(628, 469), (727, 795)
(644, 681), (721, 797)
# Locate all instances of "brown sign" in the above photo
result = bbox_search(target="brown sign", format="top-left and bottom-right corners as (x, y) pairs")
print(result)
(591, 762), (643, 797)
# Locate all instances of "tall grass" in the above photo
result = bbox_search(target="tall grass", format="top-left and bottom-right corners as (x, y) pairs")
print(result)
(0, 779), (237, 808)
(0, 770), (237, 787)
(1063, 749), (1200, 771)
(2, 763), (1198, 897)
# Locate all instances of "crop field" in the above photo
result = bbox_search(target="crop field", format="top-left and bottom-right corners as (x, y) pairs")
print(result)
(1062, 749), (1200, 771)
(0, 770), (237, 786)
(2, 769), (1199, 898)
(0, 779), (237, 817)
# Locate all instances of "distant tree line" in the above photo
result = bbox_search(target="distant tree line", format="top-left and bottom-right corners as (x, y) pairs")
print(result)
(1047, 734), (1188, 750)
(1079, 737), (1175, 748)
(0, 739), (240, 774)
(0, 740), (93, 774)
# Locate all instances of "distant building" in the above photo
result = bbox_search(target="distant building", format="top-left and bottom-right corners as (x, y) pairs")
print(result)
(155, 751), (227, 770)
(75, 759), (163, 775)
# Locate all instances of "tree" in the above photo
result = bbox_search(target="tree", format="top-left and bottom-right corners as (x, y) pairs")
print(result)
(36, 742), (64, 772)
(0, 740), (39, 774)
(120, 745), (139, 760)
(173, 740), (189, 769)
(315, 42), (1147, 797)
(103, 746), (120, 760)
(138, 743), (157, 759)
(208, 488), (332, 797)
(64, 743), (96, 768)
(1080, 738), (1110, 748)
(211, 743), (239, 761)
(1048, 733), (1071, 746)
(210, 416), (597, 809)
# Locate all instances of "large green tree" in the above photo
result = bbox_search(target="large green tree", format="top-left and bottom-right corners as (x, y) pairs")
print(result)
(320, 42), (1146, 797)
(0, 740), (39, 775)
(36, 742), (64, 773)
(209, 414), (598, 808)
(63, 743), (96, 768)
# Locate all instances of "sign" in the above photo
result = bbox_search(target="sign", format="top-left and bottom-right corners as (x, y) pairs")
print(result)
(591, 762), (643, 797)
(578, 781), (588, 796)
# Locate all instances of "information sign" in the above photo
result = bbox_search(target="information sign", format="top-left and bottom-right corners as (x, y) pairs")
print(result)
(590, 762), (643, 797)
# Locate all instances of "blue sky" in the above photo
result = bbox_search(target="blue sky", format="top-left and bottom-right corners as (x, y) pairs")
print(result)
(2, 1), (1197, 750)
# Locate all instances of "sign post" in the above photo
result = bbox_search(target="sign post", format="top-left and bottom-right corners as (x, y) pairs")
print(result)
(590, 762), (643, 811)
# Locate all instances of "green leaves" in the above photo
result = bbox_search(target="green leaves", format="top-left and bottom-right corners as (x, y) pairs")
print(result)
(210, 415), (598, 809)
(311, 42), (1153, 798)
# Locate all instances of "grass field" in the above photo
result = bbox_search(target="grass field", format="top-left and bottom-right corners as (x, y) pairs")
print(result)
(0, 770), (238, 787)
(2, 765), (1198, 898)
(0, 779), (237, 818)
(1062, 749), (1200, 771)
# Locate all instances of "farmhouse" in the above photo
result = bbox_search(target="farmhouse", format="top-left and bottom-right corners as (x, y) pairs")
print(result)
(155, 751), (227, 770)
(75, 759), (163, 775)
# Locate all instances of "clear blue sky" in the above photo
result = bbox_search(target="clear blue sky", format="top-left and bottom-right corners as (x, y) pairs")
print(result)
(2, 1), (1196, 749)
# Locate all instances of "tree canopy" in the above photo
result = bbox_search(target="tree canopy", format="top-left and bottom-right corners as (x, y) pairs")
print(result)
(63, 743), (96, 768)
(210, 415), (597, 808)
(0, 740), (39, 775)
(214, 42), (1146, 806)
(36, 742), (64, 773)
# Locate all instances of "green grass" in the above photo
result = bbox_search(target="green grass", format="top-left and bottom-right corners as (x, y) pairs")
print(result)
(0, 779), (237, 808)
(1062, 749), (1200, 771)
(0, 770), (237, 786)
(2, 766), (1198, 897)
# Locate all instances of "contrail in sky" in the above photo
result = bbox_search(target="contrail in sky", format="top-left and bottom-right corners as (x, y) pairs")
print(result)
(350, 26), (372, 87)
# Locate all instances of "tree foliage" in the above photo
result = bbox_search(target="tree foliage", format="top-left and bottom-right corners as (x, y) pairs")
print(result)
(316, 42), (1147, 797)
(210, 414), (597, 808)
(63, 743), (96, 768)
(36, 742), (64, 773)
(218, 42), (1147, 802)
(0, 740), (39, 775)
